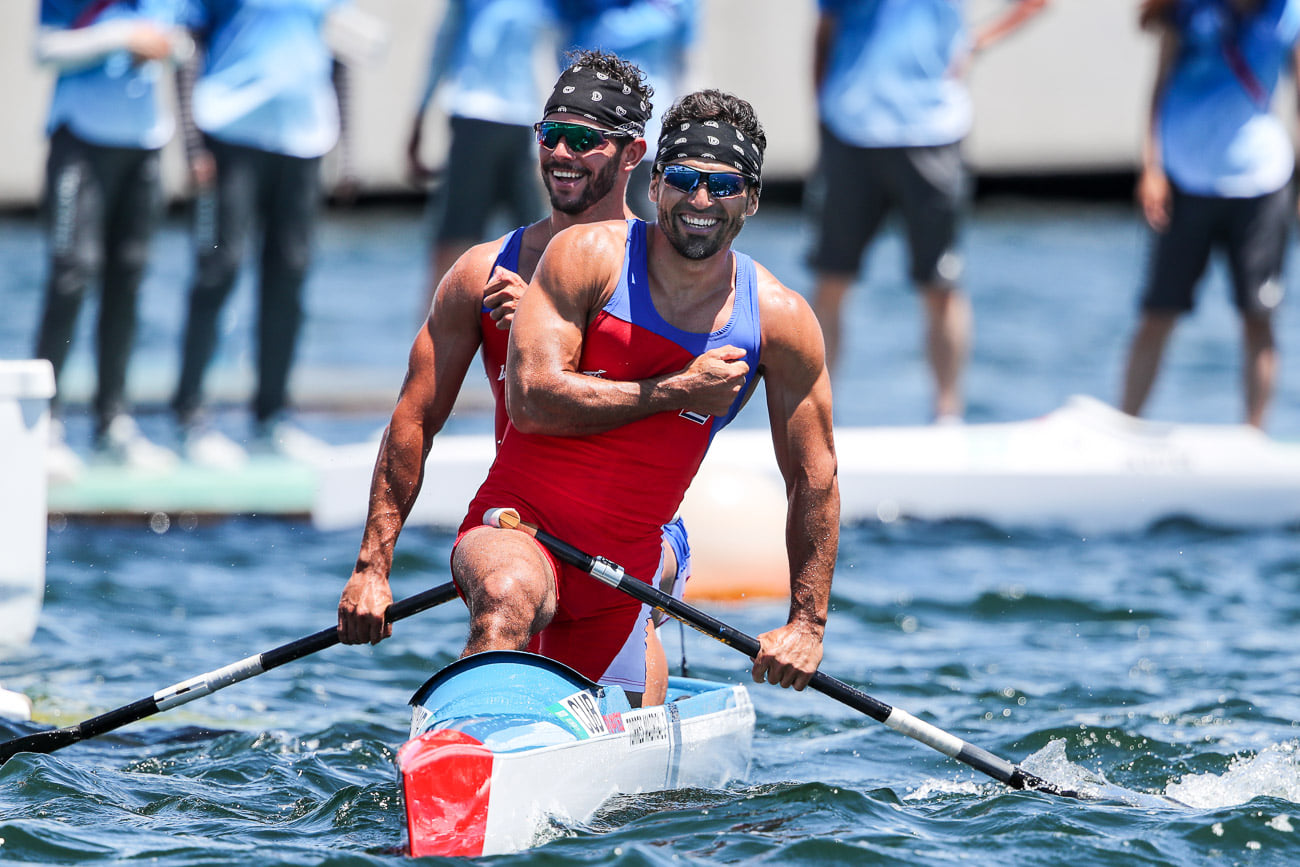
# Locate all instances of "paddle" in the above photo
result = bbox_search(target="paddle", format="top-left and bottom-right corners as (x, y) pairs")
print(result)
(483, 508), (1089, 801)
(0, 581), (458, 765)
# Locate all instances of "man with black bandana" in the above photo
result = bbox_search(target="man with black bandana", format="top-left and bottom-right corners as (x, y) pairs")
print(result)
(445, 89), (839, 700)
(339, 51), (691, 704)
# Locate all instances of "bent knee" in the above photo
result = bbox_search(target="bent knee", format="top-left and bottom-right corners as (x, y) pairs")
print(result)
(466, 570), (550, 618)
(453, 527), (555, 627)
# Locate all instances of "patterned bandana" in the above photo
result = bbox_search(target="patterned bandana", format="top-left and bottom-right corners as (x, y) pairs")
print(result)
(543, 64), (651, 137)
(655, 118), (764, 184)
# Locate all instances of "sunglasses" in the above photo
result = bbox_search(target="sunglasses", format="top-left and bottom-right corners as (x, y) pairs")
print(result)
(660, 164), (750, 199)
(534, 121), (628, 153)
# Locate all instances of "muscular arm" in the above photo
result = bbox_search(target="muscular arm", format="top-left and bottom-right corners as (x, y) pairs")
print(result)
(506, 223), (749, 436)
(1138, 29), (1179, 231)
(750, 270), (839, 690)
(35, 22), (185, 70)
(338, 248), (490, 644)
(972, 0), (1049, 53)
(812, 12), (836, 95)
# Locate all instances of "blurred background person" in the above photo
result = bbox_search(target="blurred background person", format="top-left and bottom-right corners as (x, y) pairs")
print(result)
(806, 0), (1048, 423)
(171, 0), (357, 466)
(32, 0), (191, 475)
(556, 0), (699, 220)
(409, 0), (556, 316)
(1121, 0), (1300, 429)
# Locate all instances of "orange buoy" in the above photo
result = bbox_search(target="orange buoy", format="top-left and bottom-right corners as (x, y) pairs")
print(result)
(678, 455), (789, 602)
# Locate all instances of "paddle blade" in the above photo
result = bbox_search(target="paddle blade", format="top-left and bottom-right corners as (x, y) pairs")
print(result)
(1012, 760), (1188, 808)
(1009, 767), (1090, 800)
(0, 725), (84, 765)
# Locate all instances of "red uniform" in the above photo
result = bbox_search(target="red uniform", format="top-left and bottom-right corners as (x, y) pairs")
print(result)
(457, 220), (761, 690)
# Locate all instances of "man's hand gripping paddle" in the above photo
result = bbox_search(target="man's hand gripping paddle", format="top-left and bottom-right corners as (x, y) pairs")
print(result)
(0, 582), (458, 765)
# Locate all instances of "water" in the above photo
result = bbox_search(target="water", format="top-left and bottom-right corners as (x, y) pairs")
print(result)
(2, 199), (1300, 865)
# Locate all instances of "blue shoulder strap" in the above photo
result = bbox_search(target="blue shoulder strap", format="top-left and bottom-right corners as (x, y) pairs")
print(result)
(482, 226), (528, 313)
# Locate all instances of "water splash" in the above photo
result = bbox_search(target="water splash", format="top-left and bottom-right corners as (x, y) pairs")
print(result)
(902, 778), (987, 801)
(1166, 740), (1300, 809)
(1019, 738), (1183, 809)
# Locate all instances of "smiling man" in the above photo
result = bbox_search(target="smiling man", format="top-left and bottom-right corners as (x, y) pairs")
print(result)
(449, 89), (841, 704)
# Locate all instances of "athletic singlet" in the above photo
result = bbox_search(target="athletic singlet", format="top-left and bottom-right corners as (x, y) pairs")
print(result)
(481, 226), (525, 447)
(458, 218), (760, 687)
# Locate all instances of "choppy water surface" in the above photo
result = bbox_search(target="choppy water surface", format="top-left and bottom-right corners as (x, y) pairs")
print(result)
(2, 200), (1300, 865)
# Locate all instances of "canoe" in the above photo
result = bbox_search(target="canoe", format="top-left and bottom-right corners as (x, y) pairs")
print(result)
(397, 650), (755, 857)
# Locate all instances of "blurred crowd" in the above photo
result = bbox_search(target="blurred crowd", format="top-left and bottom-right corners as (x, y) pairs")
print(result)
(26, 0), (1300, 481)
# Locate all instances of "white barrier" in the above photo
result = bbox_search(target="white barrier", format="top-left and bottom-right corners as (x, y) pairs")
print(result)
(0, 359), (54, 649)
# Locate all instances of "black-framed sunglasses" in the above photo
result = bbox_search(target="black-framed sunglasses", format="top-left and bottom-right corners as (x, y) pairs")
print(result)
(660, 164), (750, 199)
(534, 121), (628, 153)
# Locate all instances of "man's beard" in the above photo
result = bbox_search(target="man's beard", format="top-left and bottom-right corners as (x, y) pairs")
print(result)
(545, 156), (621, 215)
(657, 199), (747, 261)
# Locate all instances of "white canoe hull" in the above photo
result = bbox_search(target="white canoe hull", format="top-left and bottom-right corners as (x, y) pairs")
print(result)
(470, 689), (752, 855)
(398, 651), (754, 857)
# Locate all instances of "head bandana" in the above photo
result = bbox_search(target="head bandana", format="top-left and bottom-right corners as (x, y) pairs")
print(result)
(543, 64), (651, 137)
(655, 119), (764, 186)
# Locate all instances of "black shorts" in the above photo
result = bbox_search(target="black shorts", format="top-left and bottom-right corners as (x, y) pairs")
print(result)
(432, 116), (543, 244)
(1142, 183), (1292, 315)
(807, 126), (967, 288)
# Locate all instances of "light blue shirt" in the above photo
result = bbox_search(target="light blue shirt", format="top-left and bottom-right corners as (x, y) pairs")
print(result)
(559, 0), (698, 156)
(41, 0), (186, 150)
(1160, 0), (1300, 197)
(186, 0), (344, 158)
(817, 0), (972, 148)
(419, 0), (555, 127)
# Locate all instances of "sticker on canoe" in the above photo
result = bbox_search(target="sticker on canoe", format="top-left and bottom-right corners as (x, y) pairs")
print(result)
(549, 691), (609, 739)
(622, 706), (671, 748)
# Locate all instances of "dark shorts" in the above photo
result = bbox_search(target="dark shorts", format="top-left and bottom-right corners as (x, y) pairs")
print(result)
(432, 116), (543, 244)
(1143, 183), (1292, 316)
(807, 126), (967, 288)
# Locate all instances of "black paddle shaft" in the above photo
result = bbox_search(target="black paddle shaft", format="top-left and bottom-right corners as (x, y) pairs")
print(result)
(0, 581), (458, 765)
(509, 517), (1084, 800)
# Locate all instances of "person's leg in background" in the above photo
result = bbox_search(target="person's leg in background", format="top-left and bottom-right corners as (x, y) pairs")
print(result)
(1225, 185), (1289, 429)
(807, 127), (886, 378)
(252, 150), (324, 455)
(173, 138), (257, 464)
(1121, 185), (1212, 419)
(92, 144), (175, 466)
(35, 128), (102, 435)
(898, 143), (969, 422)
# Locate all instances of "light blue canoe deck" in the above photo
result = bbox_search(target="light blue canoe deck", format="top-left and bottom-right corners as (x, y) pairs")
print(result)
(408, 651), (748, 753)
(46, 457), (317, 518)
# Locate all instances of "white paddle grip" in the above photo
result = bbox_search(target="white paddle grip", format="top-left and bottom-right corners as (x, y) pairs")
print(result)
(483, 508), (521, 530)
(883, 707), (964, 757)
(153, 654), (265, 711)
